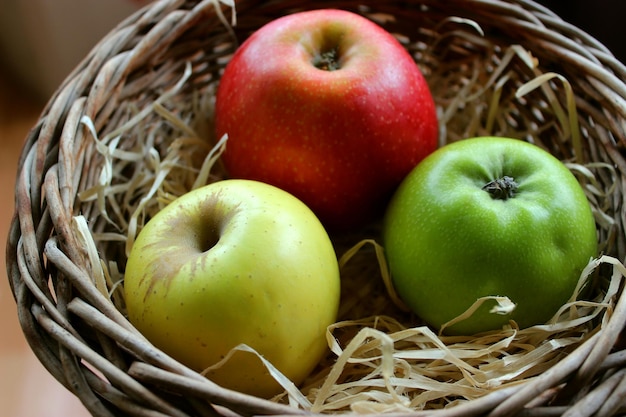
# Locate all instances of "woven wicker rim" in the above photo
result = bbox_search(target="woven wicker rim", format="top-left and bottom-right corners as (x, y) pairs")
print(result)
(6, 0), (626, 416)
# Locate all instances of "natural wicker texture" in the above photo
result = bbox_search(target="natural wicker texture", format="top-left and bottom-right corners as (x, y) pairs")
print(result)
(6, 0), (626, 416)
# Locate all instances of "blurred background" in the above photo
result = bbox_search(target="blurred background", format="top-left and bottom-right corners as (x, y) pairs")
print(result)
(0, 1), (623, 416)
(540, 0), (625, 63)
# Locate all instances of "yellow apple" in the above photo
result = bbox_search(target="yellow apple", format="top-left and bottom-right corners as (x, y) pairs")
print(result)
(124, 179), (341, 397)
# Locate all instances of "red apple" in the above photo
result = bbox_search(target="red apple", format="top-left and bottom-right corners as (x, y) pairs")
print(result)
(215, 9), (438, 230)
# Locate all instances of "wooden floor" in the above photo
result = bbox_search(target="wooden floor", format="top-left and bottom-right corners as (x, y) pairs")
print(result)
(0, 71), (91, 416)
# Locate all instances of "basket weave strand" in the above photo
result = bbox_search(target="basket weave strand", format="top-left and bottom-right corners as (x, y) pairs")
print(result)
(6, 0), (626, 416)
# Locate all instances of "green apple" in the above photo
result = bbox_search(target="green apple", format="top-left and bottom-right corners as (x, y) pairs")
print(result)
(123, 179), (340, 397)
(382, 137), (598, 335)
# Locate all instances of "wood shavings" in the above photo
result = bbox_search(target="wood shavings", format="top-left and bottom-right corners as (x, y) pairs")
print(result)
(291, 254), (620, 413)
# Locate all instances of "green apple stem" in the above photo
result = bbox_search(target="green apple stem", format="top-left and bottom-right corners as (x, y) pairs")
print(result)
(312, 48), (340, 71)
(482, 176), (518, 200)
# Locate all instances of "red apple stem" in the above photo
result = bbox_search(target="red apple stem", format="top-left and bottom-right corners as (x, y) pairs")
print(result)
(312, 48), (340, 71)
(482, 176), (518, 200)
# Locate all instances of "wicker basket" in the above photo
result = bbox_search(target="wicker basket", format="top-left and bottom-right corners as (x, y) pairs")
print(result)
(6, 0), (626, 416)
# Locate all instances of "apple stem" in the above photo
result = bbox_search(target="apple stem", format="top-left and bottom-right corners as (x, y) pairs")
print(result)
(482, 176), (518, 200)
(312, 48), (340, 71)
